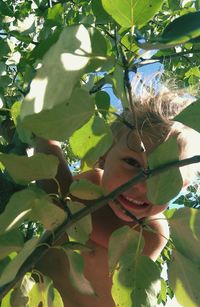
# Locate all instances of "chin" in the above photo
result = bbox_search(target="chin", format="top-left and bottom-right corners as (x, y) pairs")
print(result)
(109, 201), (144, 222)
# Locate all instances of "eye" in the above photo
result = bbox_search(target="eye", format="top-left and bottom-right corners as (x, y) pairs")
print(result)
(123, 158), (141, 168)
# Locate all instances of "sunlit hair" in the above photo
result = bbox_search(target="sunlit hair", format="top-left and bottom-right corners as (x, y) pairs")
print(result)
(111, 86), (200, 184)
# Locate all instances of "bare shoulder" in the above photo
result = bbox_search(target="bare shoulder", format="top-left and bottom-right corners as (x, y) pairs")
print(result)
(142, 212), (169, 261)
(146, 212), (169, 237)
(73, 168), (103, 185)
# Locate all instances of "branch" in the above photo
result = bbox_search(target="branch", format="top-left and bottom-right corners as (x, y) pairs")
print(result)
(0, 155), (200, 298)
(89, 72), (113, 94)
(147, 50), (200, 63)
(119, 45), (148, 168)
(0, 32), (8, 36)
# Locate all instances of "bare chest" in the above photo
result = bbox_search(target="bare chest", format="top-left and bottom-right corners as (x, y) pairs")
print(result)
(36, 238), (115, 307)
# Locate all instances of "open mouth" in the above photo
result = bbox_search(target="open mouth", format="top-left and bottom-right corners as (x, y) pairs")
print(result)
(117, 194), (149, 211)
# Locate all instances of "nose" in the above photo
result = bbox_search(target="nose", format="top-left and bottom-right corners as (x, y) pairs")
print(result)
(128, 180), (147, 197)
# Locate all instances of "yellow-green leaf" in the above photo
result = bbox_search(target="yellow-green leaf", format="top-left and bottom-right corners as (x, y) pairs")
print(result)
(0, 153), (59, 185)
(29, 275), (64, 307)
(147, 136), (183, 204)
(0, 187), (67, 234)
(175, 99), (200, 133)
(169, 250), (200, 307)
(169, 208), (200, 263)
(70, 179), (104, 200)
(0, 229), (24, 260)
(102, 0), (164, 28)
(108, 226), (143, 273)
(70, 115), (113, 167)
(64, 250), (95, 295)
(0, 238), (38, 287)
(66, 201), (92, 244)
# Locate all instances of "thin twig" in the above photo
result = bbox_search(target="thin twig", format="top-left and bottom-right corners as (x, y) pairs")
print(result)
(119, 45), (148, 169)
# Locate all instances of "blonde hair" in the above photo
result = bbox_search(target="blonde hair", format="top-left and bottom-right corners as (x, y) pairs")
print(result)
(111, 89), (200, 183)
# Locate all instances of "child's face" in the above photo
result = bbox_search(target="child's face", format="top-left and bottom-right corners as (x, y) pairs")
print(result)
(101, 128), (168, 222)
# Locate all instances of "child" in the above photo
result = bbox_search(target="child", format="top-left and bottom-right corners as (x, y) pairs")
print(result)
(35, 90), (200, 307)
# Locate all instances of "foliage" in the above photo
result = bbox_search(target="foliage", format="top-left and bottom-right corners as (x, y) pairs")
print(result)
(0, 0), (200, 306)
(173, 180), (200, 209)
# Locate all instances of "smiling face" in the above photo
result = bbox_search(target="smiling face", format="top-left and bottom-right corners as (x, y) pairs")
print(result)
(101, 128), (168, 222)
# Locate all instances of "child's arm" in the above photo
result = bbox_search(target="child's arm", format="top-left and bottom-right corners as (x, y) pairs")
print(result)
(142, 213), (169, 261)
(35, 138), (73, 197)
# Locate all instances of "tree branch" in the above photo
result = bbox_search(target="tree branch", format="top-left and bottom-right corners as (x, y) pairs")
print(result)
(145, 50), (200, 63)
(119, 45), (148, 168)
(89, 72), (113, 94)
(0, 155), (200, 299)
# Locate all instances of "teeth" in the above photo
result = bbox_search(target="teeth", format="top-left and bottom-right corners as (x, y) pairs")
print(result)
(124, 196), (144, 205)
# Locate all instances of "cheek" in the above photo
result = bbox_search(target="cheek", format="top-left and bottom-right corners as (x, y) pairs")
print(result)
(101, 167), (125, 194)
(149, 204), (168, 216)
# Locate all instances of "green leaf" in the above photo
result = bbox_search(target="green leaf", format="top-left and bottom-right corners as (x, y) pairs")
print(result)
(0, 238), (38, 287)
(1, 289), (13, 307)
(21, 88), (95, 141)
(161, 11), (200, 44)
(20, 25), (92, 117)
(138, 11), (200, 50)
(109, 226), (160, 306)
(112, 63), (129, 108)
(168, 250), (200, 307)
(14, 16), (35, 35)
(91, 0), (112, 24)
(86, 27), (114, 72)
(121, 34), (139, 53)
(50, 287), (64, 307)
(0, 0), (14, 17)
(0, 187), (67, 234)
(112, 255), (161, 307)
(0, 253), (16, 277)
(66, 201), (92, 244)
(174, 99), (200, 133)
(157, 278), (167, 304)
(11, 101), (34, 146)
(95, 90), (110, 119)
(0, 229), (24, 260)
(9, 31), (32, 43)
(27, 29), (61, 63)
(70, 179), (104, 200)
(168, 0), (180, 11)
(0, 38), (10, 58)
(0, 62), (6, 75)
(47, 3), (64, 26)
(11, 101), (21, 126)
(108, 225), (143, 273)
(0, 258), (34, 306)
(147, 136), (183, 205)
(143, 11), (200, 49)
(169, 208), (200, 263)
(20, 25), (96, 140)
(164, 208), (176, 219)
(61, 241), (92, 253)
(0, 76), (12, 88)
(0, 153), (59, 184)
(102, 0), (164, 28)
(29, 275), (64, 307)
(185, 67), (200, 79)
(64, 250), (95, 295)
(69, 115), (113, 167)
